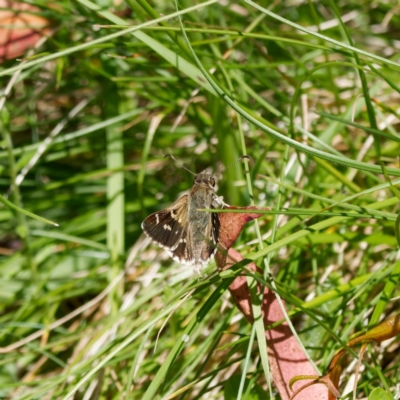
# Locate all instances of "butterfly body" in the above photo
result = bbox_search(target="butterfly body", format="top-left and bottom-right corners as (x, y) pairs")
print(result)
(141, 168), (223, 274)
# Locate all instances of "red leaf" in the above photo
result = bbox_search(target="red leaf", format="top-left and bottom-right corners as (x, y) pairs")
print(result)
(216, 206), (329, 400)
(0, 1), (50, 62)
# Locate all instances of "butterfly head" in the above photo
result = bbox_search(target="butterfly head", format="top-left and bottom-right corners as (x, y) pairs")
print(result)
(194, 168), (217, 190)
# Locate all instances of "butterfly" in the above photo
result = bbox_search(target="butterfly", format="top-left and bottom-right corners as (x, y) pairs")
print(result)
(141, 154), (249, 274)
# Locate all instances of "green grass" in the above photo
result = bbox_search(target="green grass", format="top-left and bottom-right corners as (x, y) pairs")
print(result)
(1, 0), (400, 399)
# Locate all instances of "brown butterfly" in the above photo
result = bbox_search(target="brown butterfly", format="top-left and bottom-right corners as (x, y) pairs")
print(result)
(141, 155), (249, 274)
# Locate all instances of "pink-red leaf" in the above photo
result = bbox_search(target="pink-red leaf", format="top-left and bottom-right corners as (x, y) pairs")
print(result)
(215, 206), (328, 400)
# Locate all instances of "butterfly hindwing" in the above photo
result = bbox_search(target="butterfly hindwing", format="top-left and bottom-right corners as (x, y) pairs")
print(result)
(166, 227), (193, 264)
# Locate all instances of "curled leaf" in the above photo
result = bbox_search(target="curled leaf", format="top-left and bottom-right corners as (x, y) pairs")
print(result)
(290, 314), (400, 400)
(362, 314), (400, 343)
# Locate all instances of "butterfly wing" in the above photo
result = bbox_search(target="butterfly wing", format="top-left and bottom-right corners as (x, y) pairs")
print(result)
(198, 203), (220, 263)
(142, 191), (221, 269)
(211, 205), (220, 247)
(141, 195), (189, 251)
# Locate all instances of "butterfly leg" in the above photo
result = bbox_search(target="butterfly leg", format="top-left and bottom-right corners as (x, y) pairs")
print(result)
(214, 195), (229, 207)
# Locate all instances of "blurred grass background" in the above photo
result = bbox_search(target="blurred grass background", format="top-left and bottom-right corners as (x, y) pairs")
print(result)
(0, 0), (400, 398)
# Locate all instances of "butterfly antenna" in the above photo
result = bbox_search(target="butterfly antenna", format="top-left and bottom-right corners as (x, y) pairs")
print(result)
(217, 155), (250, 174)
(164, 154), (196, 176)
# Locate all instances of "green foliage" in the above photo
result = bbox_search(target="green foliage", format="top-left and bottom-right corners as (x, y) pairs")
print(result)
(0, 0), (399, 399)
(369, 387), (393, 400)
(224, 375), (267, 400)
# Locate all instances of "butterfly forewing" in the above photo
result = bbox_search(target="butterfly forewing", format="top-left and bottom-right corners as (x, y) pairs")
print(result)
(141, 195), (188, 250)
